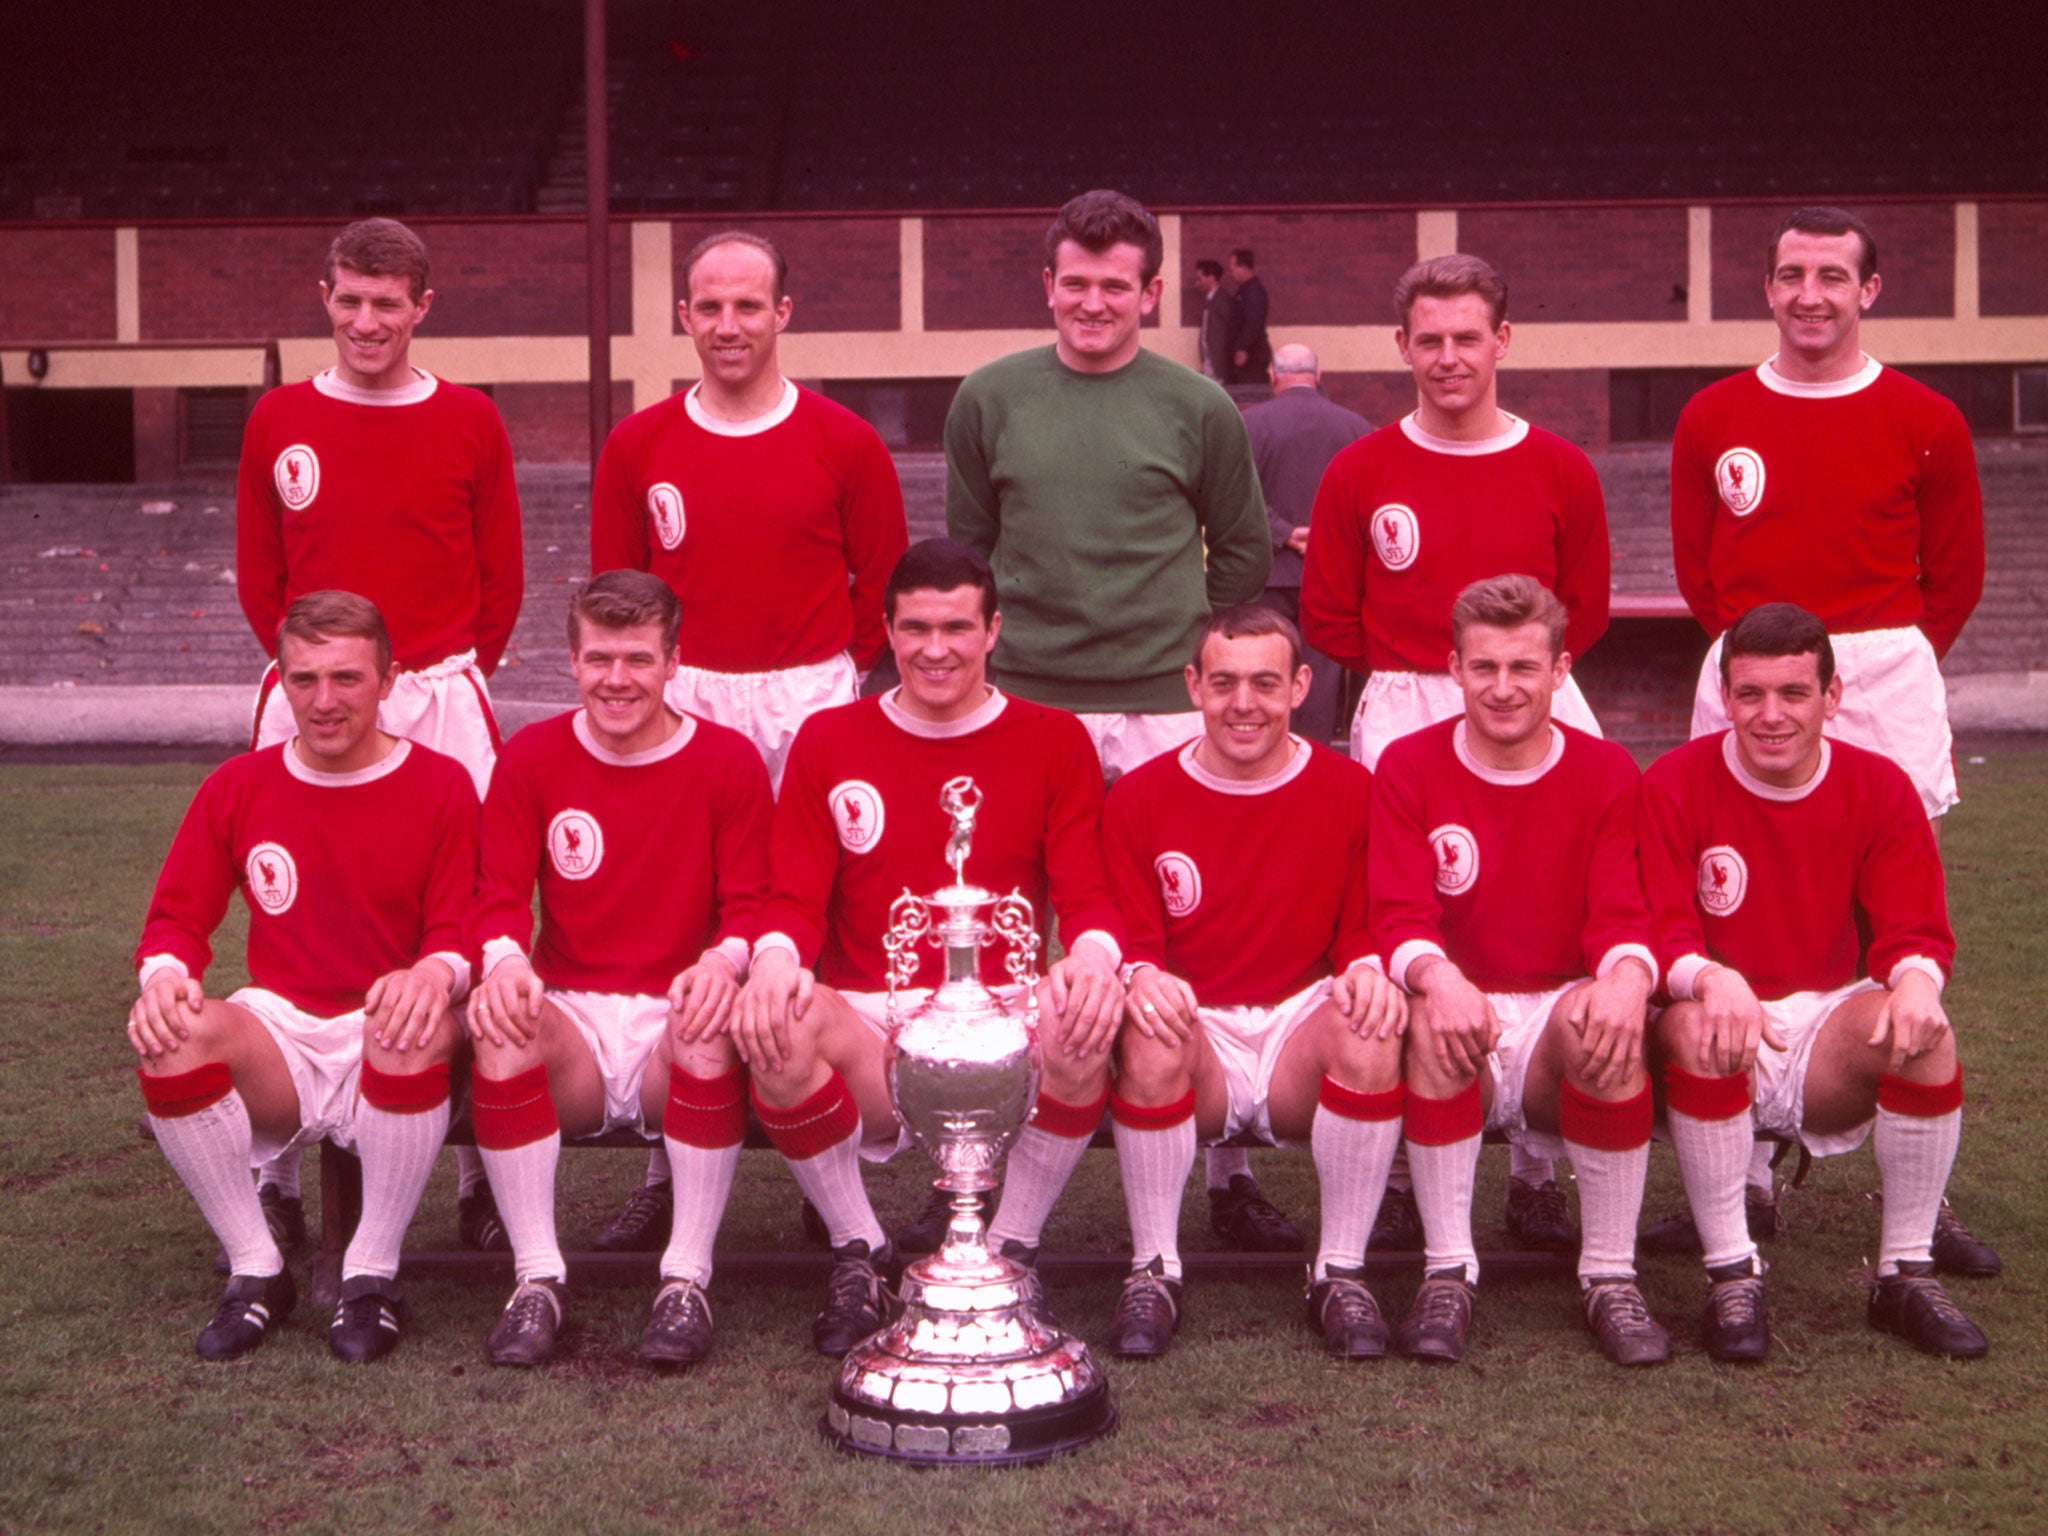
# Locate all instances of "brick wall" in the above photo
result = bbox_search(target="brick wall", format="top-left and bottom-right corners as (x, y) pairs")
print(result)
(0, 228), (116, 339)
(1574, 616), (1712, 756)
(923, 216), (1052, 331)
(1319, 370), (1415, 429)
(1711, 201), (1954, 320)
(1979, 201), (2048, 316)
(1178, 212), (1415, 327)
(1462, 206), (1690, 323)
(496, 381), (633, 463)
(668, 218), (900, 332)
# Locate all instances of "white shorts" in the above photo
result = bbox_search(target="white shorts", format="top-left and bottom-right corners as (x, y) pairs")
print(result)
(666, 651), (857, 794)
(1350, 671), (1602, 770)
(549, 990), (671, 1137)
(1691, 626), (1957, 816)
(1751, 978), (1886, 1157)
(1076, 710), (1204, 780)
(1475, 982), (1582, 1160)
(226, 987), (366, 1165)
(1201, 979), (1329, 1148)
(836, 984), (1031, 1162)
(254, 649), (499, 799)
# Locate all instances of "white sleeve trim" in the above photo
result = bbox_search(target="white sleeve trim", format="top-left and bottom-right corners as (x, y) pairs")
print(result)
(481, 938), (530, 978)
(709, 937), (752, 978)
(1390, 939), (1447, 994)
(1069, 930), (1122, 971)
(1597, 944), (1658, 984)
(1342, 954), (1386, 977)
(424, 951), (472, 1002)
(1667, 953), (1716, 1002)
(138, 954), (189, 991)
(1889, 956), (1948, 995)
(752, 932), (801, 966)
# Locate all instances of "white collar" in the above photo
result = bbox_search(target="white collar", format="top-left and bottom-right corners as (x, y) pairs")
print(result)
(1757, 355), (1883, 398)
(282, 735), (411, 786)
(311, 367), (438, 406)
(880, 685), (1008, 739)
(1721, 730), (1831, 801)
(1176, 735), (1311, 796)
(1399, 410), (1530, 456)
(573, 708), (696, 766)
(684, 377), (799, 436)
(1452, 719), (1564, 784)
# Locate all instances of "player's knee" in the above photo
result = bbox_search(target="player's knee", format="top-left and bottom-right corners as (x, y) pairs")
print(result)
(1651, 1001), (1712, 1074)
(1319, 1015), (1402, 1092)
(672, 1030), (741, 1078)
(1114, 1027), (1194, 1100)
(471, 1029), (543, 1078)
(1041, 1046), (1110, 1105)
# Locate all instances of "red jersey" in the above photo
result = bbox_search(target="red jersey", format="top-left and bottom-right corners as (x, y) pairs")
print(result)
(470, 710), (772, 997)
(1640, 732), (1953, 1002)
(136, 740), (478, 1018)
(1104, 739), (1375, 1007)
(759, 689), (1123, 991)
(1670, 360), (1983, 658)
(1370, 718), (1653, 993)
(236, 370), (524, 673)
(589, 381), (907, 673)
(1300, 413), (1610, 674)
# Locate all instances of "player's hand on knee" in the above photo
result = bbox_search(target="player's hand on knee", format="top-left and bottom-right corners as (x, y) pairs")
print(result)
(1412, 958), (1495, 1078)
(366, 957), (456, 1053)
(734, 950), (808, 1073)
(1697, 965), (1775, 1075)
(1047, 939), (1124, 1058)
(1570, 959), (1653, 1091)
(1120, 963), (1196, 1046)
(669, 950), (741, 1044)
(1334, 960), (1406, 1040)
(472, 954), (545, 1050)
(128, 971), (204, 1059)
(1875, 969), (1952, 1070)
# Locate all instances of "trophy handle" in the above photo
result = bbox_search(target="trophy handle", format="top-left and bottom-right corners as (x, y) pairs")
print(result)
(883, 891), (932, 1024)
(990, 893), (1041, 992)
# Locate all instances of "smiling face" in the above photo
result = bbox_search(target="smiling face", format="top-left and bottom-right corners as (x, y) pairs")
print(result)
(320, 267), (432, 389)
(571, 619), (680, 755)
(1396, 290), (1509, 429)
(1723, 649), (1840, 788)
(1044, 239), (1161, 373)
(278, 631), (396, 772)
(1186, 629), (1307, 780)
(1766, 229), (1879, 377)
(887, 585), (999, 722)
(1450, 620), (1568, 764)
(681, 240), (792, 399)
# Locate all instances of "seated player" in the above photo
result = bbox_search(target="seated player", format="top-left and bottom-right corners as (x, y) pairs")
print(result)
(1640, 603), (1987, 1361)
(1371, 575), (1667, 1366)
(129, 592), (477, 1363)
(1102, 605), (1408, 1359)
(733, 538), (1126, 1356)
(465, 572), (773, 1368)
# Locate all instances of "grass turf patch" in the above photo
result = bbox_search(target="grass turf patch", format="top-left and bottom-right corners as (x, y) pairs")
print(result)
(0, 751), (2041, 1536)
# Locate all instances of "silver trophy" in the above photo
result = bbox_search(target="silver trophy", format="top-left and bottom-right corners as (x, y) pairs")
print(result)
(822, 776), (1116, 1465)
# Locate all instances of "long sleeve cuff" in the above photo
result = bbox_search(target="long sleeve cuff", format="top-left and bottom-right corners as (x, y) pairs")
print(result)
(423, 950), (472, 1001)
(481, 937), (529, 979)
(137, 954), (190, 991)
(1389, 939), (1446, 994)
(1596, 944), (1658, 985)
(709, 937), (751, 978)
(1666, 953), (1715, 1002)
(1889, 956), (1948, 995)
(752, 932), (802, 967)
(1069, 930), (1122, 972)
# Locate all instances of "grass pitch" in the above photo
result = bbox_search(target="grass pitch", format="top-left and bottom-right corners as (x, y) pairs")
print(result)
(1, 750), (2042, 1536)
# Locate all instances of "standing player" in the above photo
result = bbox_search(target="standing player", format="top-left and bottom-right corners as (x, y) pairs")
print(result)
(464, 572), (772, 1368)
(732, 540), (1126, 1357)
(1640, 604), (1986, 1360)
(946, 190), (1278, 1245)
(1667, 205), (1993, 1267)
(235, 217), (522, 1251)
(1370, 576), (1666, 1367)
(129, 593), (477, 1363)
(1101, 605), (1408, 1360)
(1300, 252), (1610, 1249)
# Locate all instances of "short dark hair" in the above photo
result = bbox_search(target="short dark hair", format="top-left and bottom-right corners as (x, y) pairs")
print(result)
(1719, 602), (1835, 690)
(1192, 602), (1303, 673)
(570, 569), (681, 653)
(681, 231), (789, 302)
(1394, 253), (1509, 331)
(1229, 247), (1255, 270)
(277, 589), (391, 672)
(1768, 206), (1878, 285)
(885, 538), (998, 624)
(1451, 574), (1566, 658)
(1045, 190), (1163, 286)
(1194, 259), (1223, 281)
(325, 218), (430, 303)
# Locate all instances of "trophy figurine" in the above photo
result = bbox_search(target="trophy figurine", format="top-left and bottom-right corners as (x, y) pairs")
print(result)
(822, 776), (1116, 1465)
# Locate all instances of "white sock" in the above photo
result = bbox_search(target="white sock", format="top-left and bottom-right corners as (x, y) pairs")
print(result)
(1408, 1133), (1482, 1281)
(1669, 1106), (1758, 1272)
(478, 1135), (565, 1282)
(1874, 1106), (1961, 1276)
(257, 1146), (302, 1200)
(343, 1099), (449, 1282)
(1746, 1137), (1775, 1192)
(1508, 1142), (1556, 1187)
(1112, 1114), (1196, 1282)
(784, 1132), (887, 1253)
(658, 1137), (741, 1287)
(646, 1143), (673, 1188)
(1384, 1142), (1413, 1195)
(1205, 1144), (1249, 1191)
(1313, 1105), (1402, 1279)
(987, 1124), (1094, 1253)
(152, 1093), (281, 1277)
(455, 1142), (489, 1199)
(1568, 1138), (1651, 1282)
